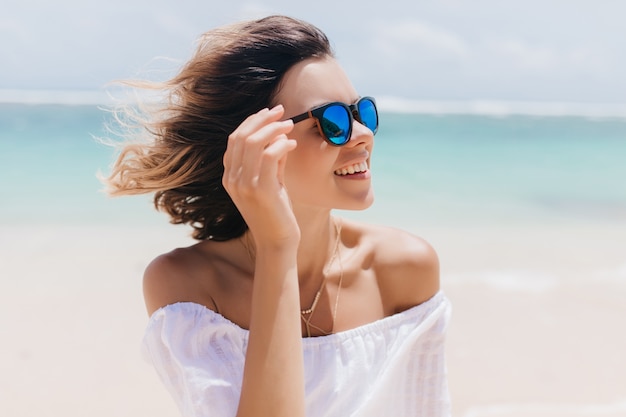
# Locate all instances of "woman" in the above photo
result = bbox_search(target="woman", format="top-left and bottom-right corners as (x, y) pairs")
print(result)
(106, 15), (451, 417)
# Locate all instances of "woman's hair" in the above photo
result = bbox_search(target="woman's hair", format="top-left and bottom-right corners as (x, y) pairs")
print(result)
(104, 15), (333, 241)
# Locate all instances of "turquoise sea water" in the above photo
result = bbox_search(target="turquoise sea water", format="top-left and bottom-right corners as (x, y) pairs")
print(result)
(1, 103), (625, 229)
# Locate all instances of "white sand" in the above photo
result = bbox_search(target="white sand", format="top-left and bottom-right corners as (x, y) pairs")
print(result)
(433, 224), (626, 417)
(1, 221), (624, 417)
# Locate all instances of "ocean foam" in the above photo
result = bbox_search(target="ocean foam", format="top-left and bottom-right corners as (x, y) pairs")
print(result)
(377, 96), (626, 118)
(0, 89), (118, 105)
(4, 89), (626, 118)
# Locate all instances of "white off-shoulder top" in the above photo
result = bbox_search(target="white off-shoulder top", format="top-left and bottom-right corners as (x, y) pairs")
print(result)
(142, 291), (451, 417)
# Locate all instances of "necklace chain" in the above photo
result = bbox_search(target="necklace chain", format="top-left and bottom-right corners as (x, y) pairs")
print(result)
(240, 218), (344, 338)
(300, 218), (342, 337)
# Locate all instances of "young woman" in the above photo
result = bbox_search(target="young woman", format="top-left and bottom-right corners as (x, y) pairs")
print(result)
(106, 15), (451, 417)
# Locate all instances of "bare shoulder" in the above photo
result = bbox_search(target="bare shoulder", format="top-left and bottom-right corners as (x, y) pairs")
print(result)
(143, 244), (217, 317)
(346, 219), (440, 313)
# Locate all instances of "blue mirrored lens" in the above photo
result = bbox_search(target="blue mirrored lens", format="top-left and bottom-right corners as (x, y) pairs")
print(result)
(358, 99), (378, 133)
(321, 105), (350, 145)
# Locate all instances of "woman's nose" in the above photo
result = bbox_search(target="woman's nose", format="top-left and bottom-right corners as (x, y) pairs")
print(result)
(347, 119), (374, 147)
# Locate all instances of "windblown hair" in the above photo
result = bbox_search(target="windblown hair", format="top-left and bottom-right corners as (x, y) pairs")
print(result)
(104, 15), (333, 240)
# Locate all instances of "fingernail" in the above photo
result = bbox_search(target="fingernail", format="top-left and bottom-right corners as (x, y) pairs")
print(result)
(271, 104), (284, 112)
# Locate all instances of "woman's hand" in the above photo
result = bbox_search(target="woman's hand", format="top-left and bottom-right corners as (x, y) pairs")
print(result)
(222, 104), (300, 247)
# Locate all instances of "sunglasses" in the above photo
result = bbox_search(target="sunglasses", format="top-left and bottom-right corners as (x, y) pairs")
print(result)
(289, 96), (379, 146)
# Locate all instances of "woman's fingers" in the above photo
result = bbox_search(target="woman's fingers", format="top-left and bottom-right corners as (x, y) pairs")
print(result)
(257, 135), (297, 189)
(239, 120), (293, 183)
(221, 105), (299, 243)
(222, 104), (296, 202)
(224, 105), (285, 174)
(224, 121), (294, 193)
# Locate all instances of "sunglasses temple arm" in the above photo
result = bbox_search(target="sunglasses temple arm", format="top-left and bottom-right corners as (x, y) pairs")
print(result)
(289, 112), (312, 124)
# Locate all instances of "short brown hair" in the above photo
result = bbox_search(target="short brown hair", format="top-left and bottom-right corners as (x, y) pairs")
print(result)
(104, 15), (333, 240)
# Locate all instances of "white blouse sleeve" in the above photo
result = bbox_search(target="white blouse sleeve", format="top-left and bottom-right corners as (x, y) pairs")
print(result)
(141, 303), (248, 417)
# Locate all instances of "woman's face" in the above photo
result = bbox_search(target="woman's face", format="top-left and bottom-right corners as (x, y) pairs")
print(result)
(275, 56), (375, 213)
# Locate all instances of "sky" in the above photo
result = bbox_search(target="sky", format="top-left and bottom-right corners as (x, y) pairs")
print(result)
(2, 0), (626, 105)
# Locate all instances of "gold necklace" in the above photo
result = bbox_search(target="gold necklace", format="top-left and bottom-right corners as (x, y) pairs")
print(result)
(300, 218), (342, 337)
(239, 218), (344, 337)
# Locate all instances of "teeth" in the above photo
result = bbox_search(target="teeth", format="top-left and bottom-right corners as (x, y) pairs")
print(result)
(335, 162), (368, 176)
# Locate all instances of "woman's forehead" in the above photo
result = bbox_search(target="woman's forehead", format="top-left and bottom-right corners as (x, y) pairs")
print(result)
(277, 57), (359, 118)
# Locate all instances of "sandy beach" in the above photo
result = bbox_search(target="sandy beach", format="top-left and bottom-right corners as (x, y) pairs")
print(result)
(1, 218), (624, 417)
(435, 224), (626, 416)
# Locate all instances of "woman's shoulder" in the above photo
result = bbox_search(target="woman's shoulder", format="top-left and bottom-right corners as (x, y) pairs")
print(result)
(142, 243), (220, 317)
(343, 219), (440, 312)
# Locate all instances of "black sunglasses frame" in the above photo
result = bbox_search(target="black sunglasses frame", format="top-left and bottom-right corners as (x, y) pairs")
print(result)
(289, 96), (378, 146)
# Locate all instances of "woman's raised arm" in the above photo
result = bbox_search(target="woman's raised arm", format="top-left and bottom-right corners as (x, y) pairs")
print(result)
(222, 105), (306, 417)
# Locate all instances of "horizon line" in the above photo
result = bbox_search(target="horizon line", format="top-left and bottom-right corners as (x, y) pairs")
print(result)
(2, 89), (626, 118)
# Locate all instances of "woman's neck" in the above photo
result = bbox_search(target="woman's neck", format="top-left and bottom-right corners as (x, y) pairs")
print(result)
(293, 209), (338, 288)
(241, 206), (340, 288)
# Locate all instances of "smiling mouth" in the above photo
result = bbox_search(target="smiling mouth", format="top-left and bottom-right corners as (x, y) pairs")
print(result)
(334, 161), (368, 176)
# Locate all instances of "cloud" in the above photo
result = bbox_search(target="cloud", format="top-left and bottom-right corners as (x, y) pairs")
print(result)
(374, 20), (469, 61)
(150, 10), (200, 40)
(484, 38), (609, 76)
(236, 2), (277, 20)
(488, 39), (557, 71)
(1, 0), (625, 102)
(0, 17), (29, 40)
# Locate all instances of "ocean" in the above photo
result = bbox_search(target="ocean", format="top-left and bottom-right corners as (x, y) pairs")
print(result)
(1, 103), (625, 231)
